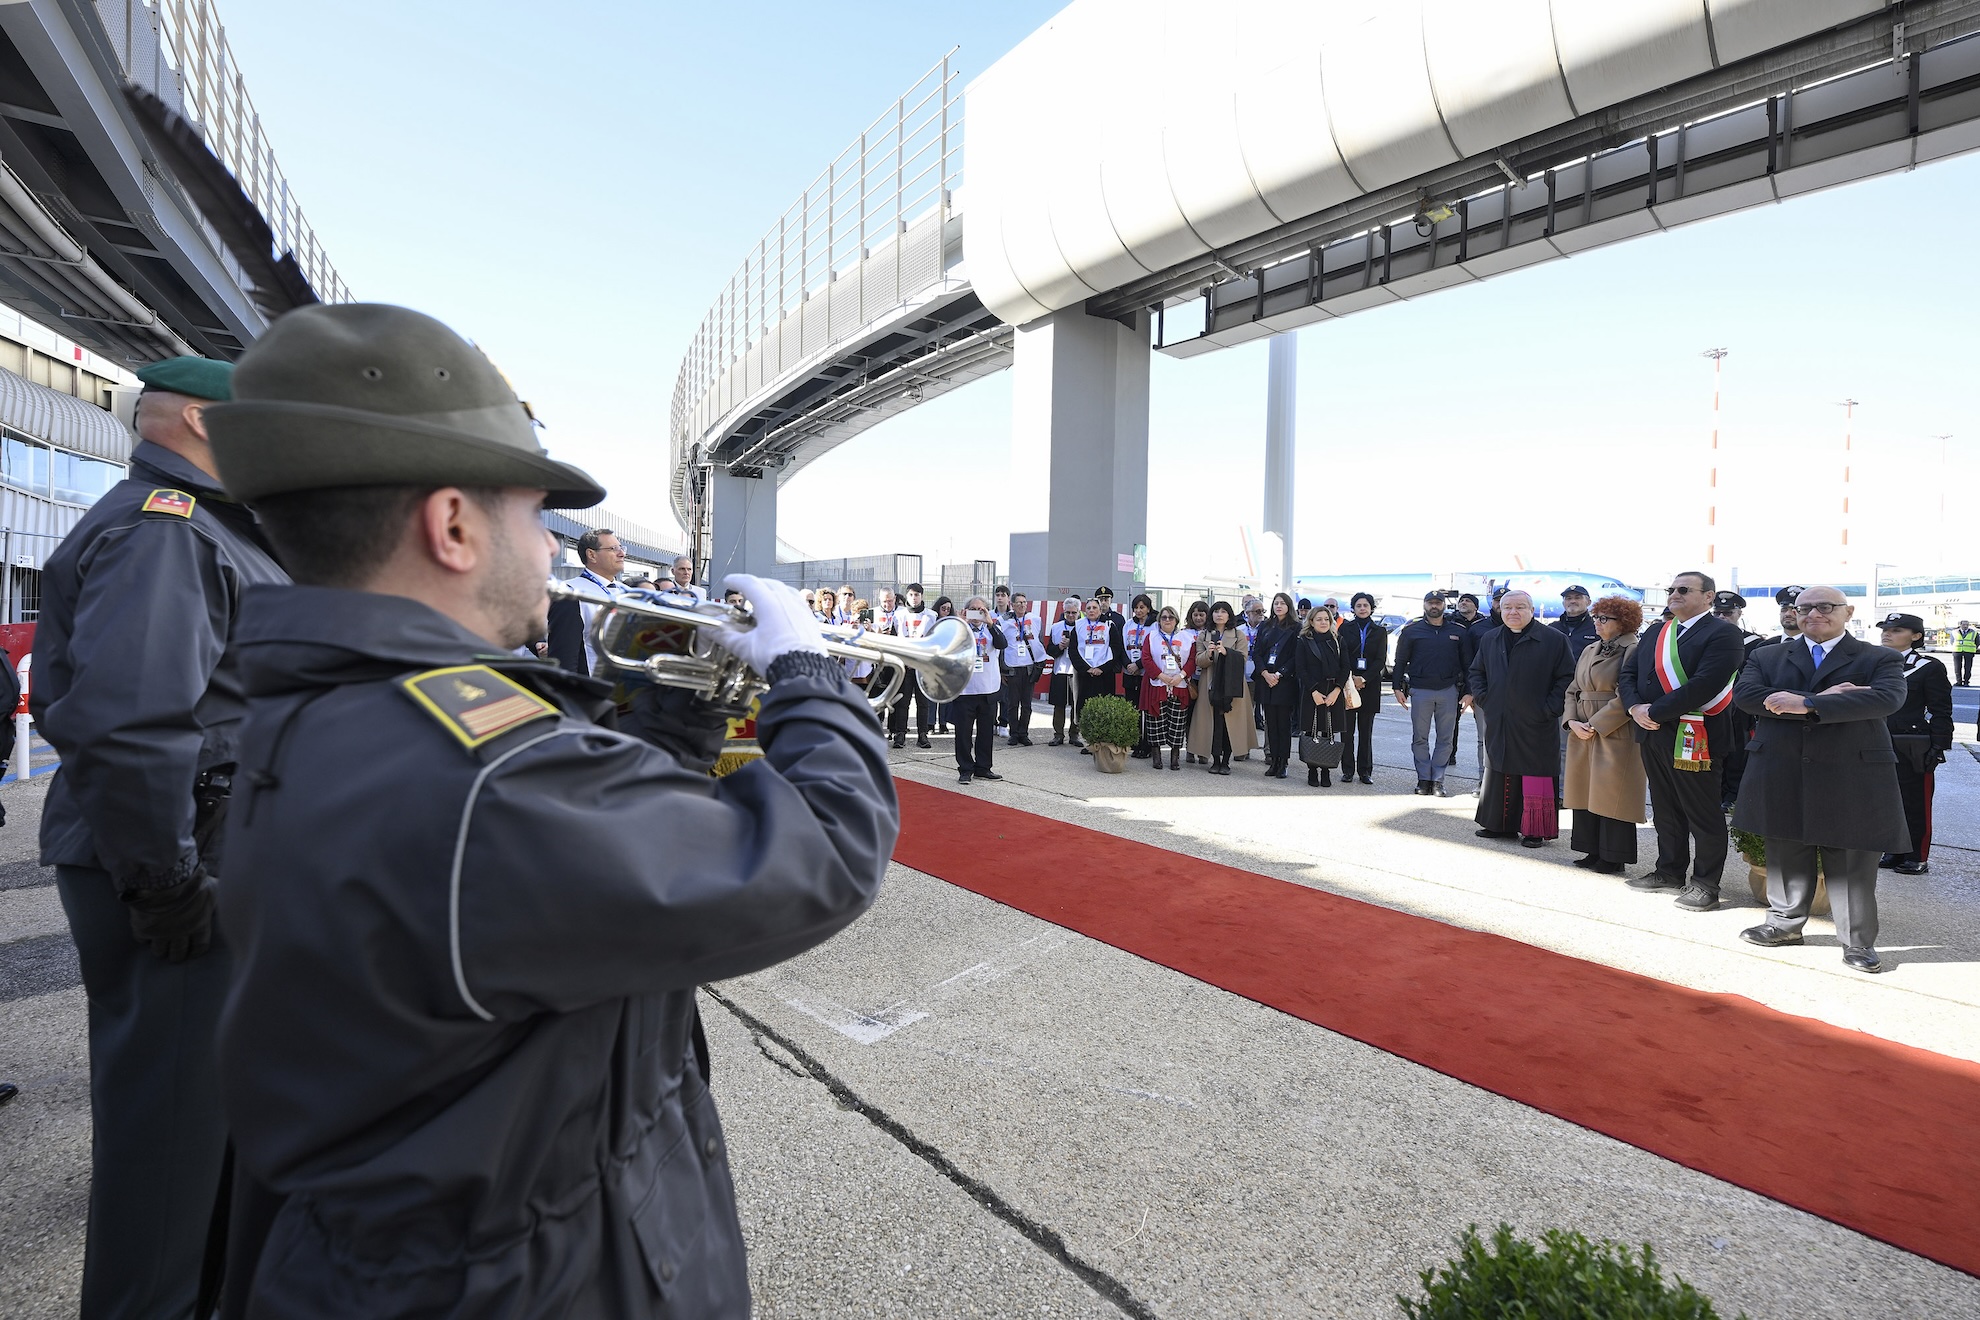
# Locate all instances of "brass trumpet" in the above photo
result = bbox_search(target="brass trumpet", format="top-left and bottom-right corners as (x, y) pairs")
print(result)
(547, 580), (977, 714)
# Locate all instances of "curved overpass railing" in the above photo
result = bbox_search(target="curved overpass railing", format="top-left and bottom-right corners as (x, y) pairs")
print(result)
(669, 53), (962, 525)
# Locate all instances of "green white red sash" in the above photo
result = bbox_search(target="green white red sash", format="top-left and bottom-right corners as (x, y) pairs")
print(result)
(1654, 621), (1736, 772)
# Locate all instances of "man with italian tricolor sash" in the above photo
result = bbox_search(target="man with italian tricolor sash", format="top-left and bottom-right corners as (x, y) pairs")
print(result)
(1618, 570), (1746, 912)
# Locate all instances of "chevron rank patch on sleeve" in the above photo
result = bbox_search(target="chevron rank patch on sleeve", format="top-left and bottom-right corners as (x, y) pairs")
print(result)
(399, 664), (559, 749)
(141, 488), (196, 517)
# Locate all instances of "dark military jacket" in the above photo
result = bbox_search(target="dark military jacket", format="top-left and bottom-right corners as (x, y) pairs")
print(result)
(1730, 633), (1909, 853)
(215, 585), (896, 1319)
(32, 440), (286, 888)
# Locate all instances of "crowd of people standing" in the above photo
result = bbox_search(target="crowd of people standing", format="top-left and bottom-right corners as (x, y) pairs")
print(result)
(767, 571), (1956, 979)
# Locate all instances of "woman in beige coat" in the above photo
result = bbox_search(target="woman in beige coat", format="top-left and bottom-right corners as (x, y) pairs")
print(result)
(1188, 600), (1257, 772)
(1562, 595), (1647, 874)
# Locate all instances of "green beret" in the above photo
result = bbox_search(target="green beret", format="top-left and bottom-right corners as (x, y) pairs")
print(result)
(135, 356), (234, 402)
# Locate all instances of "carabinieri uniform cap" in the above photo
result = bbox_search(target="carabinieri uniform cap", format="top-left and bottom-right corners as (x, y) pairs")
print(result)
(1713, 590), (1746, 611)
(1561, 584), (1589, 597)
(1774, 585), (1805, 606)
(205, 303), (604, 508)
(135, 355), (233, 401)
(1881, 611), (1926, 633)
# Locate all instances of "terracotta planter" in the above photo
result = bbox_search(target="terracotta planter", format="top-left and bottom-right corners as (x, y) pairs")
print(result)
(1089, 743), (1130, 773)
(1745, 863), (1830, 917)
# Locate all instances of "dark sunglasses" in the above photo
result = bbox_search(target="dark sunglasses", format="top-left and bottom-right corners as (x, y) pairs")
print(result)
(1794, 602), (1842, 616)
(1665, 585), (1698, 596)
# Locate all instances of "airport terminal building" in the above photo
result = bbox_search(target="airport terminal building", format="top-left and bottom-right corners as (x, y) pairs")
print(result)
(0, 312), (139, 624)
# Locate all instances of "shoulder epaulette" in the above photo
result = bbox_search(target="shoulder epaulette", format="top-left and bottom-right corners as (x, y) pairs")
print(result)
(398, 664), (559, 750)
(140, 488), (196, 518)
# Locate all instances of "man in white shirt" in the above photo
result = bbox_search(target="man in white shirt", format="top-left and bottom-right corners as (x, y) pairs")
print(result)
(1001, 591), (1047, 746)
(951, 596), (1009, 785)
(661, 554), (707, 602)
(888, 582), (939, 749)
(544, 528), (624, 675)
(1046, 594), (1084, 747)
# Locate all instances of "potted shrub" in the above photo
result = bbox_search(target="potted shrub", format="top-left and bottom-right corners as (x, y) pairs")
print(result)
(1401, 1223), (1743, 1319)
(1077, 695), (1140, 773)
(1729, 827), (1828, 916)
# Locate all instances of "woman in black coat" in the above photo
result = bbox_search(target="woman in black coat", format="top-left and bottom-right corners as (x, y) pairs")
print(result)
(1293, 604), (1348, 788)
(1468, 591), (1576, 847)
(1253, 592), (1301, 779)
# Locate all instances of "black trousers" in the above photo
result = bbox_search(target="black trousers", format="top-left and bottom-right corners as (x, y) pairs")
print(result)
(1639, 737), (1728, 887)
(54, 863), (232, 1320)
(952, 692), (997, 774)
(1263, 704), (1293, 767)
(1570, 809), (1638, 864)
(1895, 757), (1936, 863)
(1339, 687), (1379, 777)
(888, 669), (932, 737)
(1003, 667), (1036, 740)
(1957, 651), (1974, 684)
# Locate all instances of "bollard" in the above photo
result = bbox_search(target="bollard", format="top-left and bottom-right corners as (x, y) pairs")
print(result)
(10, 652), (28, 783)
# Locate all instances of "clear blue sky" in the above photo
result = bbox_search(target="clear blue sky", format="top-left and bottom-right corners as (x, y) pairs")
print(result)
(220, 0), (1980, 591)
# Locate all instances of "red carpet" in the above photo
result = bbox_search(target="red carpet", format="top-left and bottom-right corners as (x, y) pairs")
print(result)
(892, 778), (1980, 1277)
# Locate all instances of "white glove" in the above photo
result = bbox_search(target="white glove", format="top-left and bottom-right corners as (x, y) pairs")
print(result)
(722, 574), (827, 674)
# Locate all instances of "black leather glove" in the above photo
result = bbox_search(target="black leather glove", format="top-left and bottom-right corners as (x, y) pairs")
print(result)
(626, 682), (737, 772)
(123, 870), (217, 963)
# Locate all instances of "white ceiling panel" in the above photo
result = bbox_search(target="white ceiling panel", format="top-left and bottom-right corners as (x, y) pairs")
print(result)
(1320, 6), (1461, 194)
(1706, 0), (1883, 65)
(1102, 126), (1212, 273)
(1425, 0), (1577, 154)
(1047, 157), (1150, 297)
(1235, 52), (1361, 223)
(1551, 0), (1715, 111)
(1000, 186), (1098, 312)
(1165, 91), (1281, 247)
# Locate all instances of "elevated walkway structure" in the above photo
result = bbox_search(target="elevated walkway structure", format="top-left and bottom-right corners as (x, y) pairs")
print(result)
(668, 55), (1006, 581)
(671, 2), (1980, 594)
(0, 0), (345, 366)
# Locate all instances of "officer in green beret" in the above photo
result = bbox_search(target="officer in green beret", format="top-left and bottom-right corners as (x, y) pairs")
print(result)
(204, 303), (895, 1317)
(31, 354), (287, 1318)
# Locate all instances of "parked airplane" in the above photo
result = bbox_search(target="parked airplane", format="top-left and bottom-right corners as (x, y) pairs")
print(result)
(1289, 571), (1643, 621)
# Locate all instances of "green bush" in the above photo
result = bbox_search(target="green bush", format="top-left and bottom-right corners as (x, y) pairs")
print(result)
(1078, 694), (1141, 749)
(1729, 827), (1766, 868)
(1400, 1224), (1742, 1320)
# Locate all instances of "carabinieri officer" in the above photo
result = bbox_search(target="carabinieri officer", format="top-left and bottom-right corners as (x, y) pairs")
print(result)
(202, 304), (897, 1317)
(33, 354), (288, 1319)
(1878, 611), (1953, 875)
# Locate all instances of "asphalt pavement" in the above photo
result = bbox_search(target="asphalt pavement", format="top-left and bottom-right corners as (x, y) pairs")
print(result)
(5, 703), (1978, 1318)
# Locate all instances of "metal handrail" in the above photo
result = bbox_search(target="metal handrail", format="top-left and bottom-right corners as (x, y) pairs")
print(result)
(668, 52), (961, 475)
(127, 0), (351, 305)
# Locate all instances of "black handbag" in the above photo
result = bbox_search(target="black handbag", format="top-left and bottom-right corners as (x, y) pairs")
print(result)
(1299, 704), (1341, 769)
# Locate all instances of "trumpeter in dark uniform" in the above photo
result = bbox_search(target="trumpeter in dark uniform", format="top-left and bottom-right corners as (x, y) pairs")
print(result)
(32, 354), (288, 1319)
(1878, 611), (1953, 875)
(203, 305), (897, 1317)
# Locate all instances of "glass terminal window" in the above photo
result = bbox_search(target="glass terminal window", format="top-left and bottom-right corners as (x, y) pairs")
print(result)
(1, 426), (123, 506)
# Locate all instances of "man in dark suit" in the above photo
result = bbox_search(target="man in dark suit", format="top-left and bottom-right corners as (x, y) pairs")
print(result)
(1732, 586), (1908, 973)
(544, 528), (625, 674)
(1618, 570), (1746, 910)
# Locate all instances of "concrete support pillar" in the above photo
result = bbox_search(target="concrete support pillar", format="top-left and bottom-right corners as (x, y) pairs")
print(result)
(707, 467), (779, 583)
(1009, 307), (1149, 602)
(1263, 333), (1297, 595)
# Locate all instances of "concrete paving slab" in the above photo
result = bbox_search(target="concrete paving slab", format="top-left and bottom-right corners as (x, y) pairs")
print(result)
(720, 862), (1980, 1319)
(701, 987), (1120, 1318)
